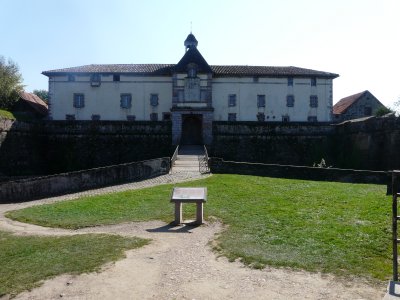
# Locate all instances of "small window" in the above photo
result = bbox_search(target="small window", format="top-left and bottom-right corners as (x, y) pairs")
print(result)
(73, 94), (85, 108)
(120, 94), (132, 109)
(163, 112), (171, 121)
(282, 115), (290, 122)
(257, 112), (265, 122)
(257, 95), (266, 108)
(308, 116), (318, 122)
(286, 95), (295, 107)
(91, 114), (100, 121)
(228, 94), (236, 107)
(65, 114), (75, 120)
(91, 74), (101, 82)
(310, 95), (318, 108)
(113, 74), (120, 82)
(253, 77), (259, 83)
(150, 94), (159, 106)
(127, 115), (136, 121)
(150, 113), (158, 121)
(364, 107), (372, 116)
(68, 74), (75, 82)
(311, 77), (317, 86)
(288, 77), (293, 86)
(228, 113), (237, 121)
(91, 74), (101, 86)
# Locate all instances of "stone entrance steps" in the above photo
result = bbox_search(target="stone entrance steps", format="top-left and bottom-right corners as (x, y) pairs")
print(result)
(171, 145), (204, 174)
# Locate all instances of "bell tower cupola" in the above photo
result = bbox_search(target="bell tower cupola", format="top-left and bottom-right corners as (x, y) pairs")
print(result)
(184, 33), (198, 51)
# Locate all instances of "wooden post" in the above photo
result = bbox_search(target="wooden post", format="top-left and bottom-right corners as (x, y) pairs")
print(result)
(393, 171), (399, 282)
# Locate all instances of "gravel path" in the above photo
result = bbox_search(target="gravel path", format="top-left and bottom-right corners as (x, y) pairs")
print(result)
(0, 172), (386, 299)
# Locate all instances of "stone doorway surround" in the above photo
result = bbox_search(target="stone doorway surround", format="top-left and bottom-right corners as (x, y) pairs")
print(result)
(171, 109), (213, 145)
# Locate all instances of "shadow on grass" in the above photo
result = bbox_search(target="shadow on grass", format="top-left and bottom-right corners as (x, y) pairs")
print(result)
(146, 221), (201, 233)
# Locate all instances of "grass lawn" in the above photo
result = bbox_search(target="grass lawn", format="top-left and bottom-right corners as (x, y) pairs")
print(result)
(0, 231), (148, 297)
(7, 174), (391, 282)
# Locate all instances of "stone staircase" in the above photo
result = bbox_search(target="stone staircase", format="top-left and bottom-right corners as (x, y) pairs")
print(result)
(171, 145), (205, 174)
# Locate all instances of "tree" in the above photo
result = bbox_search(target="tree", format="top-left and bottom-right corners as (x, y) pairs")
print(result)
(0, 56), (24, 110)
(33, 89), (49, 103)
(375, 106), (394, 117)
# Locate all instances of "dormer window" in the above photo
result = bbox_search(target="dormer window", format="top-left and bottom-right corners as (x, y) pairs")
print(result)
(187, 63), (197, 78)
(188, 68), (196, 78)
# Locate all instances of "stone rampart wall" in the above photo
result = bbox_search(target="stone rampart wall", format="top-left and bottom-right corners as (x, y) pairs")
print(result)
(0, 119), (172, 176)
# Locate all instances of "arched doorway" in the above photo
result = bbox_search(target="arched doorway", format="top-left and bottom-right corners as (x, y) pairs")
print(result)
(181, 115), (202, 145)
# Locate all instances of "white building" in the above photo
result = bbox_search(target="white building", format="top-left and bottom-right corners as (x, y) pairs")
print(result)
(43, 33), (338, 145)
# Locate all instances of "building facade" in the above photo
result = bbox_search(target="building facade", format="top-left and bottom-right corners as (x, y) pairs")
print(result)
(43, 33), (339, 145)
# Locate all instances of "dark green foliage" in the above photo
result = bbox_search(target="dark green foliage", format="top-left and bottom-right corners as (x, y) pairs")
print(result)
(0, 56), (24, 110)
(375, 106), (393, 117)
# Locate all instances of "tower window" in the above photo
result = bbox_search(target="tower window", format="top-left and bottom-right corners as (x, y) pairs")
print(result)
(282, 115), (290, 122)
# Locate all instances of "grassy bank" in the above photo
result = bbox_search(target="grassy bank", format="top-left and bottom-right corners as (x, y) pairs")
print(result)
(0, 109), (15, 120)
(7, 174), (391, 281)
(0, 231), (148, 297)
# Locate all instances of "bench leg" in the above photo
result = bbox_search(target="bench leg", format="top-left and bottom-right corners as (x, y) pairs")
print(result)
(195, 202), (204, 225)
(174, 202), (183, 225)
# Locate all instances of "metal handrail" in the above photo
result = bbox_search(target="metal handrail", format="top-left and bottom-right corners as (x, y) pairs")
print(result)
(171, 145), (179, 167)
(199, 145), (210, 174)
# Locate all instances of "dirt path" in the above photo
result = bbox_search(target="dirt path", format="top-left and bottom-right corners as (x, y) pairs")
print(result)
(0, 175), (387, 299)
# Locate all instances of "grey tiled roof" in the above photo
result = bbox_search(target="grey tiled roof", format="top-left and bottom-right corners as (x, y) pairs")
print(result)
(43, 64), (338, 78)
(42, 64), (174, 75)
(211, 65), (338, 78)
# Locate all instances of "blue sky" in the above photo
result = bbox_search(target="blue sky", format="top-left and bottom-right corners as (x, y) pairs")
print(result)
(1, 0), (399, 105)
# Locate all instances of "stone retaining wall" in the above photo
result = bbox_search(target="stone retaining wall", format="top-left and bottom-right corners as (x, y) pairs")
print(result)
(0, 157), (170, 203)
(209, 157), (390, 191)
